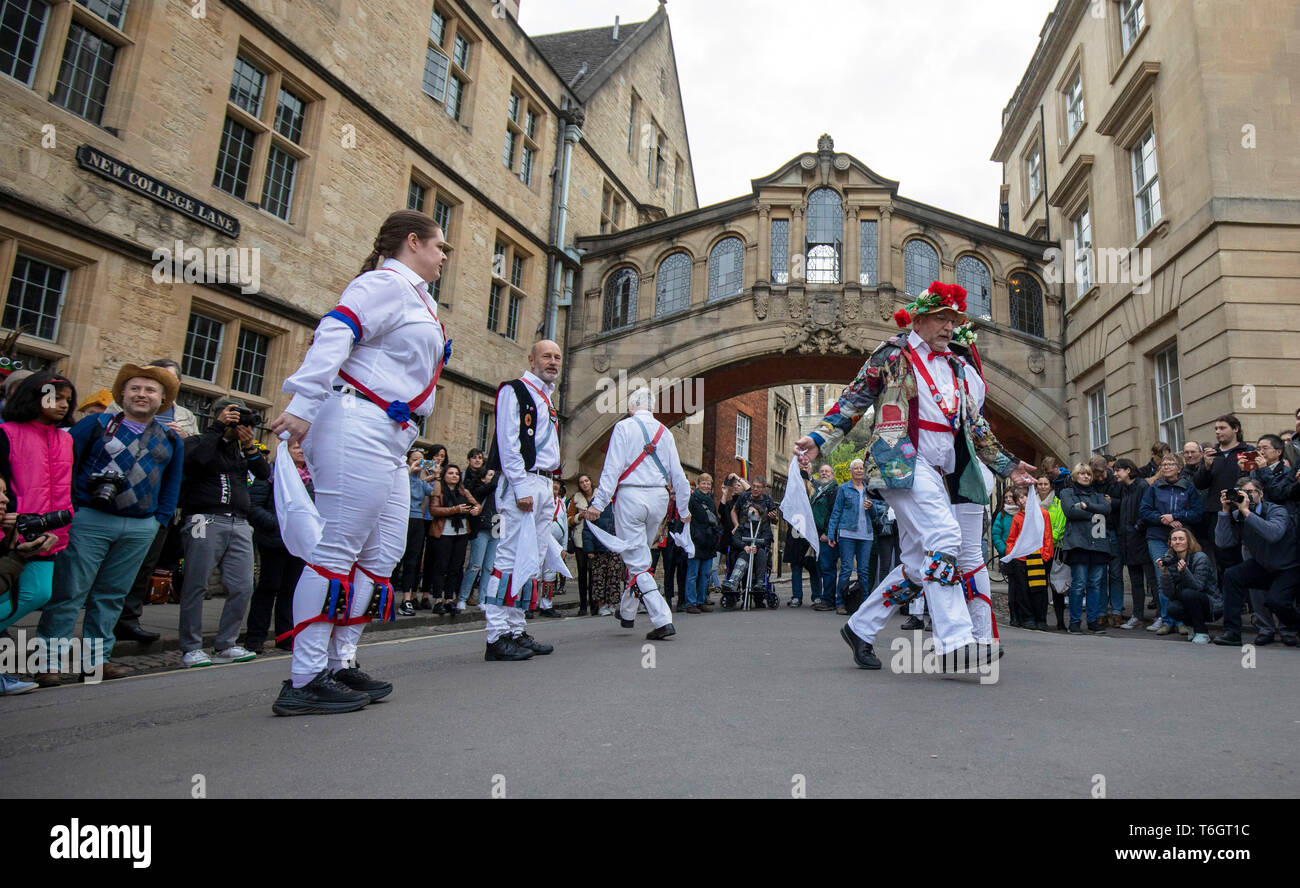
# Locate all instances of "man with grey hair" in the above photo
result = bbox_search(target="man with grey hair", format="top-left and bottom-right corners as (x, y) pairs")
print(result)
(586, 388), (691, 639)
(176, 396), (268, 667)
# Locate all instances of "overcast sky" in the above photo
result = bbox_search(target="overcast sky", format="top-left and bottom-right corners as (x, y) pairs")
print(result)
(518, 0), (1059, 226)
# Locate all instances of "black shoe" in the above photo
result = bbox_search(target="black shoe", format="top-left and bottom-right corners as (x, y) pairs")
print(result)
(484, 636), (534, 661)
(331, 665), (393, 702)
(419, 597), (433, 610)
(1068, 623), (1083, 634)
(812, 600), (834, 612)
(1212, 631), (1242, 646)
(1280, 632), (1299, 647)
(577, 606), (589, 616)
(900, 615), (924, 631)
(1086, 621), (1107, 634)
(272, 670), (370, 716)
(275, 640), (294, 652)
(432, 600), (447, 615)
(1255, 632), (1276, 646)
(398, 600), (416, 616)
(619, 617), (636, 629)
(115, 623), (160, 644)
(538, 607), (563, 619)
(513, 632), (553, 655)
(1033, 621), (1049, 631)
(939, 642), (1004, 674)
(840, 623), (881, 669)
(646, 623), (676, 640)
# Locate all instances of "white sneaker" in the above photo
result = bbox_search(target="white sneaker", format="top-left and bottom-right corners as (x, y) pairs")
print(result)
(1191, 633), (1211, 644)
(598, 605), (613, 616)
(211, 646), (257, 664)
(181, 650), (212, 668)
(1120, 616), (1142, 630)
(1145, 618), (1164, 632)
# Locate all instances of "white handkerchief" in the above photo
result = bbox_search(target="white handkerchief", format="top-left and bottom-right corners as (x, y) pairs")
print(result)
(1002, 487), (1046, 563)
(545, 533), (573, 579)
(670, 528), (695, 559)
(779, 455), (819, 558)
(586, 520), (632, 554)
(273, 434), (325, 561)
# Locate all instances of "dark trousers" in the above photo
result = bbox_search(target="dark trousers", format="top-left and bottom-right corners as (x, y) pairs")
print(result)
(1167, 589), (1213, 634)
(1027, 556), (1050, 623)
(245, 544), (302, 646)
(398, 517), (428, 594)
(1005, 559), (1034, 624)
(424, 533), (469, 599)
(1125, 561), (1156, 620)
(1051, 591), (1067, 628)
(1221, 560), (1300, 634)
(116, 523), (169, 629)
(662, 545), (687, 606)
(573, 547), (591, 608)
(1214, 543), (1243, 589)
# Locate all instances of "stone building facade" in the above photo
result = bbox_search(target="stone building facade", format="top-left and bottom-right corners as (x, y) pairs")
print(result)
(0, 0), (696, 472)
(992, 0), (1300, 462)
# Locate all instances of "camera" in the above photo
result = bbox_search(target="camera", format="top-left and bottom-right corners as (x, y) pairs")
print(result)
(1159, 553), (1177, 569)
(15, 510), (73, 542)
(1232, 489), (1248, 505)
(235, 407), (260, 427)
(87, 470), (128, 509)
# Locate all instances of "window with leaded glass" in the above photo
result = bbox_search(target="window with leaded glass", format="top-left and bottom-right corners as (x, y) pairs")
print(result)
(506, 293), (521, 340)
(805, 188), (842, 284)
(229, 56), (266, 116)
(407, 178), (427, 212)
(445, 73), (464, 120)
(231, 327), (269, 396)
(430, 196), (452, 303)
(770, 219), (789, 284)
(182, 313), (225, 383)
(1154, 345), (1183, 447)
(655, 252), (691, 316)
(273, 87), (305, 142)
(1120, 0), (1145, 53)
(603, 268), (637, 331)
(477, 409), (492, 453)
(510, 255), (524, 289)
(51, 22), (116, 123)
(1008, 272), (1044, 338)
(1072, 204), (1093, 293)
(487, 282), (501, 332)
(260, 145), (297, 221)
(903, 240), (939, 297)
(3, 254), (67, 341)
(505, 87), (542, 186)
(422, 44), (449, 101)
(452, 34), (469, 69)
(775, 399), (789, 455)
(520, 145), (534, 186)
(1088, 387), (1109, 453)
(79, 0), (128, 28)
(213, 117), (256, 198)
(1065, 70), (1084, 139)
(708, 238), (743, 301)
(0, 0), (49, 86)
(955, 256), (992, 321)
(1131, 127), (1161, 236)
(859, 220), (878, 286)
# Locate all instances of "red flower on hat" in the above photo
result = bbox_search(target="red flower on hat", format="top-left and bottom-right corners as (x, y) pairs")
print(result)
(940, 292), (956, 307)
(929, 281), (948, 298)
(893, 308), (911, 327)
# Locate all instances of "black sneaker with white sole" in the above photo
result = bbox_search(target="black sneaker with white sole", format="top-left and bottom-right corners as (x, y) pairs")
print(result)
(331, 665), (393, 702)
(513, 632), (553, 655)
(272, 669), (370, 716)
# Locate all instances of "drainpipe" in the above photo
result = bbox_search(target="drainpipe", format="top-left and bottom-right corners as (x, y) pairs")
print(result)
(547, 110), (583, 341)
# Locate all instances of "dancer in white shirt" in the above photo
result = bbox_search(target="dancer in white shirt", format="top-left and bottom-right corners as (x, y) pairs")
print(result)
(585, 389), (691, 640)
(269, 210), (450, 714)
(480, 341), (563, 661)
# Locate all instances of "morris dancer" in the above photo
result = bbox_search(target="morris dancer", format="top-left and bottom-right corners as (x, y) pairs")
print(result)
(269, 210), (450, 714)
(794, 283), (1035, 673)
(585, 389), (691, 640)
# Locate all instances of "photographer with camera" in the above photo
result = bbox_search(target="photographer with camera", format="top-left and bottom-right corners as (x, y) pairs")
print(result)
(1156, 528), (1219, 644)
(1243, 434), (1299, 519)
(176, 397), (269, 668)
(0, 372), (76, 638)
(1213, 477), (1300, 646)
(35, 364), (184, 683)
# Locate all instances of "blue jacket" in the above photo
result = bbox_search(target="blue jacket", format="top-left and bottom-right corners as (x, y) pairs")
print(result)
(69, 413), (184, 525)
(828, 481), (883, 541)
(1215, 500), (1298, 572)
(1138, 478), (1204, 544)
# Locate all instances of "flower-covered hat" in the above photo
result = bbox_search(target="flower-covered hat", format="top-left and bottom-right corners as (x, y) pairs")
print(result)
(893, 281), (968, 327)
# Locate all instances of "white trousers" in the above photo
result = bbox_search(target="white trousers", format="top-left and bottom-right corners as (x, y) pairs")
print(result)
(951, 502), (995, 642)
(290, 393), (415, 682)
(613, 487), (673, 629)
(848, 463), (975, 655)
(481, 473), (553, 643)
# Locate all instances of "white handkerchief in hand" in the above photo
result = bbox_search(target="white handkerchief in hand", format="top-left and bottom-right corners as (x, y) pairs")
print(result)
(1002, 487), (1046, 563)
(545, 533), (573, 579)
(779, 454), (819, 558)
(586, 520), (632, 554)
(273, 434), (325, 561)
(670, 527), (695, 559)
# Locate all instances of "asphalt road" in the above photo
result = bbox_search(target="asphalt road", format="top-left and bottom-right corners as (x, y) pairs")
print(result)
(3, 608), (1297, 798)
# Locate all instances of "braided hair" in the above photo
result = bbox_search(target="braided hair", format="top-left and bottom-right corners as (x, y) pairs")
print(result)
(358, 210), (442, 277)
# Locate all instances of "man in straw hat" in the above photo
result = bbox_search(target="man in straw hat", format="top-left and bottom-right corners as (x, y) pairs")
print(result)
(795, 283), (1036, 675)
(34, 363), (185, 684)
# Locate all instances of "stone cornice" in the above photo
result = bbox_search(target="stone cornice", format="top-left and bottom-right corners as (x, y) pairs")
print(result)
(1096, 61), (1161, 136)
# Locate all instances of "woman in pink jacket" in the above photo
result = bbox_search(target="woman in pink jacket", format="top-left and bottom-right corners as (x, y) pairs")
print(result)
(0, 371), (76, 633)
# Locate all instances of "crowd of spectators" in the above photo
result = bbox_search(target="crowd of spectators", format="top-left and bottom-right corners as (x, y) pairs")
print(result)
(4, 362), (1297, 699)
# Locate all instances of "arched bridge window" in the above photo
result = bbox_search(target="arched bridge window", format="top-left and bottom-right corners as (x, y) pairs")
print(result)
(903, 239), (939, 296)
(655, 252), (691, 316)
(603, 267), (638, 331)
(805, 188), (841, 283)
(1008, 271), (1044, 338)
(708, 237), (744, 301)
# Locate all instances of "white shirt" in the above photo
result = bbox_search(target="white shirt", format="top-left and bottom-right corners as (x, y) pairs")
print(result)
(496, 369), (561, 493)
(590, 410), (690, 517)
(284, 259), (444, 423)
(907, 330), (987, 475)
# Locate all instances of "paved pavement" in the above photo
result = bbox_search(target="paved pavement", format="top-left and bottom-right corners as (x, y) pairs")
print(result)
(3, 587), (1297, 799)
